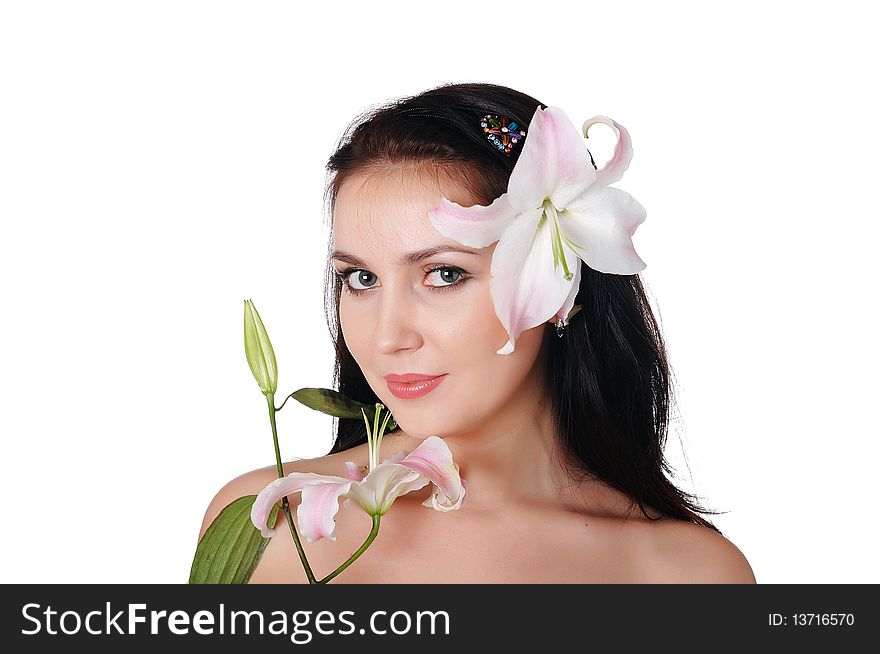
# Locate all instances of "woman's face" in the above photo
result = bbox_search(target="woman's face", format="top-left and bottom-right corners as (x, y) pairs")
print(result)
(331, 166), (551, 439)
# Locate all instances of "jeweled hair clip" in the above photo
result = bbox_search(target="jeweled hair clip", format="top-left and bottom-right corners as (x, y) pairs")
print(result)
(481, 114), (527, 154)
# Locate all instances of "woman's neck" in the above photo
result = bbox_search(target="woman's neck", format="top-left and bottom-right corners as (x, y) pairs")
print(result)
(393, 355), (578, 513)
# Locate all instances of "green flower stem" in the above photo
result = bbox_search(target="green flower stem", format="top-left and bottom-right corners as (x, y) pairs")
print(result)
(266, 393), (317, 585)
(318, 514), (381, 584)
(273, 391), (295, 413)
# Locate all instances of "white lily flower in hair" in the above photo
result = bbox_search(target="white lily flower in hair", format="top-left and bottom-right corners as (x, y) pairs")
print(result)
(428, 105), (647, 355)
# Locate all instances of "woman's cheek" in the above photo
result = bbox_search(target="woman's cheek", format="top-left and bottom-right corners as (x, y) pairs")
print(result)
(339, 299), (367, 360)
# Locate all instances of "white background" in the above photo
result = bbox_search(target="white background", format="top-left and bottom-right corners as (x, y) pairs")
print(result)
(1, 0), (876, 584)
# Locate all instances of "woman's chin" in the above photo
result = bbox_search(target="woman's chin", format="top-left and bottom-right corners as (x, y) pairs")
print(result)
(388, 421), (446, 441)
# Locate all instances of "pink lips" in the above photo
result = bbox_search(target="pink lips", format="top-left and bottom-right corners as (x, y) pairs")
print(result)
(384, 373), (448, 399)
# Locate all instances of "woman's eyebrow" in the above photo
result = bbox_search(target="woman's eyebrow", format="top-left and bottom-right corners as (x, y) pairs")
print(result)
(331, 244), (482, 267)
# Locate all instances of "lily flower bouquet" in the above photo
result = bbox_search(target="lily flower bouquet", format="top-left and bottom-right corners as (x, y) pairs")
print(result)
(189, 300), (466, 584)
(189, 104), (645, 583)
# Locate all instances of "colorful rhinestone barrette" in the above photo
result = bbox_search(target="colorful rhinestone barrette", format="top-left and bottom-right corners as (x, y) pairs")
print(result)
(481, 114), (526, 154)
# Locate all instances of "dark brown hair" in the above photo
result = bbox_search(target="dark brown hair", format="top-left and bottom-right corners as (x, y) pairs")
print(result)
(321, 82), (723, 532)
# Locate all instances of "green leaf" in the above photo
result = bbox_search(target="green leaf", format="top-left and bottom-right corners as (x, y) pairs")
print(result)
(189, 495), (279, 584)
(290, 387), (367, 417)
(291, 388), (397, 431)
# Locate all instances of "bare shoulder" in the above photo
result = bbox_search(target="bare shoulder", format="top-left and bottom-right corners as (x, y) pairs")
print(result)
(197, 433), (408, 541)
(636, 519), (756, 584)
(198, 452), (350, 542)
(196, 433), (413, 584)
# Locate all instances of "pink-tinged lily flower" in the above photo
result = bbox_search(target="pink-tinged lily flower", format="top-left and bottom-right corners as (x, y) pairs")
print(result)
(250, 409), (466, 543)
(428, 105), (647, 355)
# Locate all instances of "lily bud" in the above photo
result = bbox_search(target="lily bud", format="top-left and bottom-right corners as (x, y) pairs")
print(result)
(243, 299), (278, 396)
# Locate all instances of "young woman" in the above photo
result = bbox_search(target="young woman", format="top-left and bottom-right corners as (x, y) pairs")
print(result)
(199, 82), (756, 583)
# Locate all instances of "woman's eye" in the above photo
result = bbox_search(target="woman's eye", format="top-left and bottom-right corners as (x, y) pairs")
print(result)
(426, 267), (462, 287)
(346, 270), (378, 291)
(336, 265), (468, 296)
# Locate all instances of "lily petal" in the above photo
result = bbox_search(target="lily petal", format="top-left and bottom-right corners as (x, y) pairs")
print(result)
(490, 207), (579, 355)
(508, 106), (596, 212)
(344, 461), (366, 482)
(553, 257), (582, 325)
(427, 193), (518, 248)
(250, 471), (352, 539)
(298, 478), (355, 543)
(562, 186), (647, 274)
(381, 450), (409, 465)
(424, 478), (467, 512)
(398, 436), (466, 512)
(582, 116), (634, 188)
(346, 463), (430, 516)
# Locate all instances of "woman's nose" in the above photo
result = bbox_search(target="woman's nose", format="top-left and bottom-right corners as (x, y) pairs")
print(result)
(372, 285), (423, 355)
